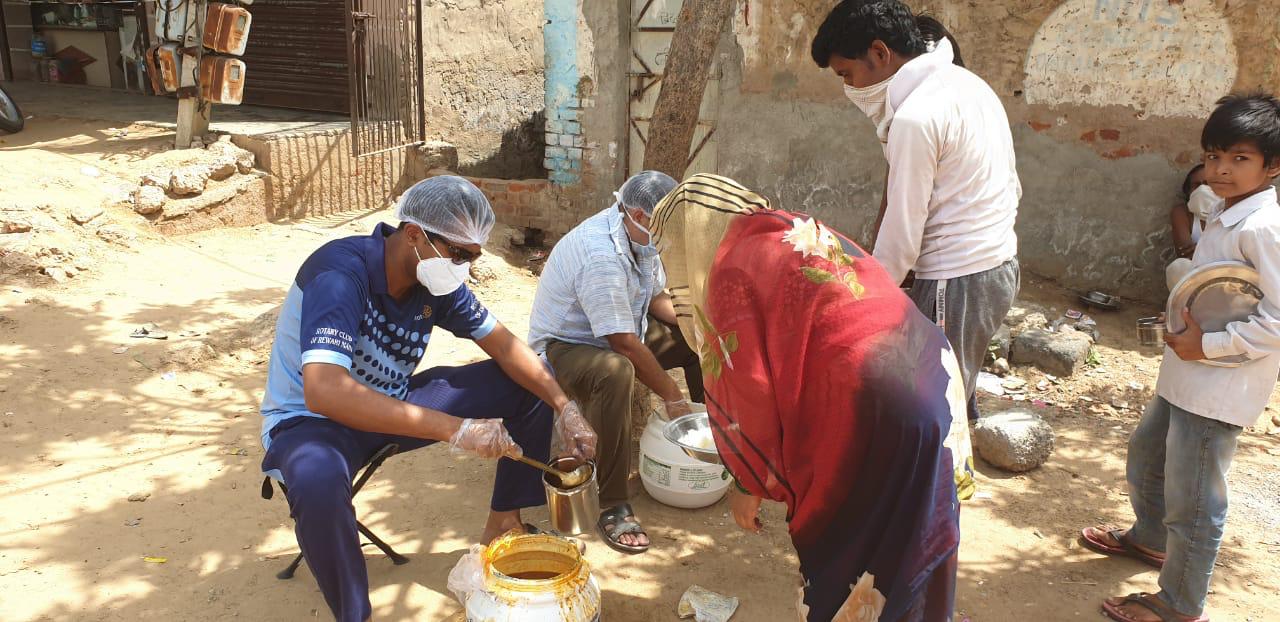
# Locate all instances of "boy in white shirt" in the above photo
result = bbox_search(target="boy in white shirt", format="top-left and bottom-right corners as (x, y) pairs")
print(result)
(1081, 93), (1280, 622)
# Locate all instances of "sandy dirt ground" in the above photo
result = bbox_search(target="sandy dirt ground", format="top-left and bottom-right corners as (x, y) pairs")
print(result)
(2, 119), (1279, 622)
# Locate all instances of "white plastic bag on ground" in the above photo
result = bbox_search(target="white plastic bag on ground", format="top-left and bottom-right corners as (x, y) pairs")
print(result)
(447, 544), (487, 607)
(677, 585), (739, 622)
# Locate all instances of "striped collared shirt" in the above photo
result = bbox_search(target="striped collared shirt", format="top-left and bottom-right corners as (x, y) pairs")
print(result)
(528, 207), (665, 353)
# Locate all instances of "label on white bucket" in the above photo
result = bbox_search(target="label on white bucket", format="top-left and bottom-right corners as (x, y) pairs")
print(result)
(642, 455), (672, 486)
(677, 466), (728, 490)
(643, 456), (727, 490)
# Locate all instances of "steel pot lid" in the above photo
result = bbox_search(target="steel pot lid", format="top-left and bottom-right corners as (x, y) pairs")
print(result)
(1166, 261), (1262, 368)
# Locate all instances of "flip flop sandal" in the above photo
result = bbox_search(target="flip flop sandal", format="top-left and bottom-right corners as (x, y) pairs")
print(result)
(1081, 526), (1165, 569)
(1102, 592), (1209, 622)
(597, 503), (649, 554)
(130, 323), (169, 340)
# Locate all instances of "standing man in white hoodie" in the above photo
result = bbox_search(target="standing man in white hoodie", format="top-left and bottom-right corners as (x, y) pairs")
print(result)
(812, 0), (1021, 419)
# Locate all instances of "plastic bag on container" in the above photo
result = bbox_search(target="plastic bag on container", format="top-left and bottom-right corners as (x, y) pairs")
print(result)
(677, 585), (739, 622)
(447, 544), (487, 606)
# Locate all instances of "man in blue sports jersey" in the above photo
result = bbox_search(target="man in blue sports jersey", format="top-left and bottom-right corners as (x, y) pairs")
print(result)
(258, 176), (596, 622)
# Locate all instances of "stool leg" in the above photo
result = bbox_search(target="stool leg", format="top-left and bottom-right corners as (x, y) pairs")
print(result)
(357, 521), (409, 565)
(277, 552), (305, 580)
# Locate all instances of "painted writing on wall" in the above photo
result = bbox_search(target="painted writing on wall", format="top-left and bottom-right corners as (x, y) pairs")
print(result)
(1024, 0), (1237, 118)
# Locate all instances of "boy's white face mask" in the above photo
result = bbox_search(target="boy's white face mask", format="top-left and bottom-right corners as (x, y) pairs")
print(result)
(844, 75), (895, 143)
(1187, 183), (1223, 220)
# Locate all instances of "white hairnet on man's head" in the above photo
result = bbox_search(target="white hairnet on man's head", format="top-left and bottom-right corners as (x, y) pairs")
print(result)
(395, 176), (495, 246)
(617, 170), (677, 216)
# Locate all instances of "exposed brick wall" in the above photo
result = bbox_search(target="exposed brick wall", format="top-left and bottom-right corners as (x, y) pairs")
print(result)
(543, 97), (585, 186)
(465, 176), (579, 236)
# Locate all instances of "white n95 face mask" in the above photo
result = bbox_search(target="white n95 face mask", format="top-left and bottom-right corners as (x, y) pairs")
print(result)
(1187, 183), (1223, 220)
(415, 241), (471, 296)
(844, 74), (895, 143)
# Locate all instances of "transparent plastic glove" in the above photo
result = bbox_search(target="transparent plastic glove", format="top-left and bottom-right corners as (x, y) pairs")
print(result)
(553, 401), (598, 461)
(831, 572), (886, 622)
(447, 544), (487, 606)
(449, 418), (522, 459)
(663, 398), (693, 421)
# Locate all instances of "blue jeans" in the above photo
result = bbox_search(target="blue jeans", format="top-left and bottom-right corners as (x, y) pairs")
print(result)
(261, 360), (553, 622)
(1126, 397), (1242, 616)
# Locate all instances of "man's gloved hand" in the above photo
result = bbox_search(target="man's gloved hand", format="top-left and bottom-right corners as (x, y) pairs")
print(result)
(663, 398), (693, 421)
(449, 419), (522, 459)
(554, 401), (598, 461)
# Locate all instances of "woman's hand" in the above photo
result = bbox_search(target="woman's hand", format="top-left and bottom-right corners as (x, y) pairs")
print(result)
(729, 488), (763, 533)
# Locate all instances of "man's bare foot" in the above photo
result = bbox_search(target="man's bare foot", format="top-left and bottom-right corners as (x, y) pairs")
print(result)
(480, 509), (524, 545)
(598, 503), (649, 553)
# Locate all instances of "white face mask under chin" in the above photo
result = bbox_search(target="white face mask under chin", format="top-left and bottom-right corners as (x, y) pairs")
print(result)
(1187, 183), (1224, 220)
(414, 240), (471, 296)
(843, 73), (896, 143)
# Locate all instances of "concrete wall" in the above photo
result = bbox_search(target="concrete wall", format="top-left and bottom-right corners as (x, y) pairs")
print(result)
(233, 128), (407, 222)
(714, 0), (1280, 301)
(421, 0), (547, 179)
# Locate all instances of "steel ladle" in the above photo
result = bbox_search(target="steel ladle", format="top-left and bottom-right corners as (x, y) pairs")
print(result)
(511, 454), (591, 488)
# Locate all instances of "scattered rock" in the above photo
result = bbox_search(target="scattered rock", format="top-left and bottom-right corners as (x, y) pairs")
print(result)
(992, 357), (1011, 376)
(1011, 327), (1093, 377)
(140, 172), (168, 187)
(1004, 304), (1047, 328)
(128, 492), (150, 502)
(169, 166), (211, 196)
(207, 156), (237, 181)
(207, 141), (255, 174)
(163, 340), (216, 367)
(508, 228), (526, 247)
(134, 185), (167, 215)
(44, 266), (70, 283)
(988, 325), (1012, 362)
(225, 305), (281, 351)
(974, 410), (1056, 472)
(69, 204), (104, 225)
(1017, 312), (1050, 333)
(1, 212), (32, 234)
(469, 254), (502, 285)
(96, 225), (137, 245)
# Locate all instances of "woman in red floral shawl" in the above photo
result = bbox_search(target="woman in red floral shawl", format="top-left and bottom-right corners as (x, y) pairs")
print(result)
(651, 175), (973, 622)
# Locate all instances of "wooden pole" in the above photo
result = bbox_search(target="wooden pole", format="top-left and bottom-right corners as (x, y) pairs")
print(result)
(640, 0), (734, 180)
(175, 0), (209, 149)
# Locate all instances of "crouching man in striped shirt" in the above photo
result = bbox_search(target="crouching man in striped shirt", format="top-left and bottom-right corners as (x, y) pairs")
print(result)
(528, 171), (701, 555)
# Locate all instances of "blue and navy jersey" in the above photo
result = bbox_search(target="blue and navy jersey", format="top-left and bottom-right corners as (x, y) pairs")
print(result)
(259, 223), (496, 448)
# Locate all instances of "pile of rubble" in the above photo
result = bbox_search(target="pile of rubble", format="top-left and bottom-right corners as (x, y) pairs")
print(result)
(972, 304), (1104, 473)
(1, 136), (259, 284)
(132, 137), (257, 219)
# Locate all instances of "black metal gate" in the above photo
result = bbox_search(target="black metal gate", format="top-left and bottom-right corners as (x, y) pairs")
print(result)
(345, 0), (425, 157)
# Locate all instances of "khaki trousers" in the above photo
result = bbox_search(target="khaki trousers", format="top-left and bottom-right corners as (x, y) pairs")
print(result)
(544, 318), (699, 505)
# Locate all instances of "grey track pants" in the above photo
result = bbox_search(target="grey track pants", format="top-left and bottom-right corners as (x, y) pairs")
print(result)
(907, 258), (1020, 419)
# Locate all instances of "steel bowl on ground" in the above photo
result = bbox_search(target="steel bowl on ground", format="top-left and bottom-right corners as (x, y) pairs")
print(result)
(1079, 291), (1121, 311)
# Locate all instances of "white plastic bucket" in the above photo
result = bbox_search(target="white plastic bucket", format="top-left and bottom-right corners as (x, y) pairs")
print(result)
(639, 409), (729, 509)
(464, 534), (601, 622)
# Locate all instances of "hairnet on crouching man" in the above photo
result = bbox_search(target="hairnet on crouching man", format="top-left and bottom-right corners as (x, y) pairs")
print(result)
(395, 176), (496, 246)
(616, 170), (678, 215)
